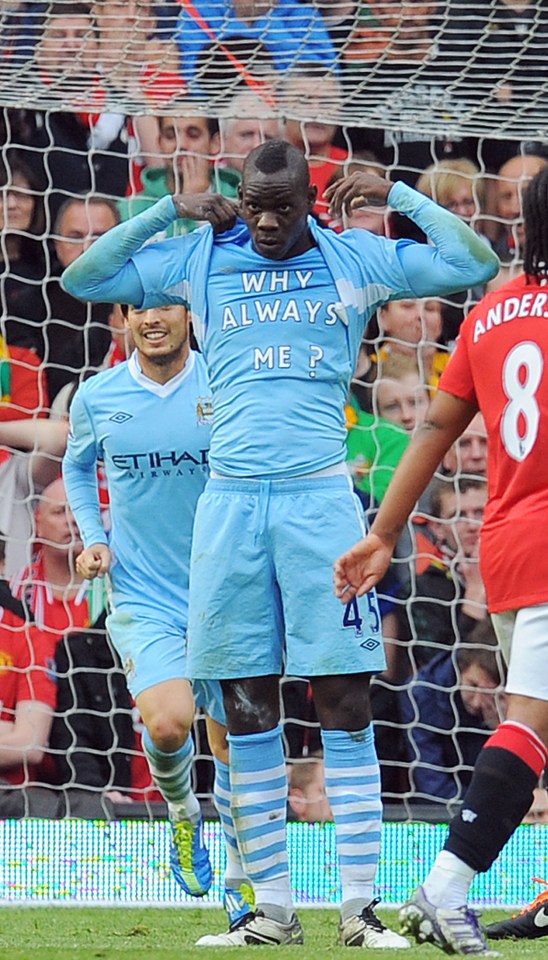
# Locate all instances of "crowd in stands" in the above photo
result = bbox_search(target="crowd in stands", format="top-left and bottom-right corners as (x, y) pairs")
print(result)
(0, 0), (547, 823)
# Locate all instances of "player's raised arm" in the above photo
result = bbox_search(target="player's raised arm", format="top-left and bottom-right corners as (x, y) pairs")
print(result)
(334, 390), (477, 601)
(327, 171), (500, 296)
(61, 194), (239, 306)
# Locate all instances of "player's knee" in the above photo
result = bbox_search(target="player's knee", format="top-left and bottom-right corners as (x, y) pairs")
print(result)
(312, 673), (372, 730)
(221, 676), (280, 735)
(146, 714), (192, 752)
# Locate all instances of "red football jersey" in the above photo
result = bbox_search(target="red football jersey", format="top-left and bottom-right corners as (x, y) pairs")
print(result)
(11, 554), (90, 641)
(440, 274), (548, 613)
(0, 608), (57, 784)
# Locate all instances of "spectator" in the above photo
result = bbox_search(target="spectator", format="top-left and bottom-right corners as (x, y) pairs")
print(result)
(370, 297), (450, 389)
(0, 415), (68, 576)
(0, 612), (56, 805)
(37, 195), (118, 402)
(218, 91), (284, 174)
(0, 1), (47, 67)
(441, 412), (488, 479)
(416, 159), (484, 224)
(288, 753), (332, 823)
(0, 534), (56, 802)
(102, 303), (135, 367)
(174, 0), (338, 89)
(31, 0), (96, 91)
(342, 0), (433, 65)
(282, 67), (347, 226)
(10, 477), (91, 645)
(11, 3), (132, 221)
(400, 620), (507, 807)
(440, 0), (548, 113)
(490, 151), (548, 267)
(50, 611), (152, 806)
(281, 676), (321, 759)
(346, 355), (428, 508)
(119, 114), (239, 232)
(0, 153), (49, 418)
(93, 0), (182, 105)
(396, 476), (488, 674)
(328, 153), (391, 235)
(415, 159), (491, 341)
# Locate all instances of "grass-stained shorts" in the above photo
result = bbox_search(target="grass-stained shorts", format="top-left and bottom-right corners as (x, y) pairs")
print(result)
(187, 474), (386, 680)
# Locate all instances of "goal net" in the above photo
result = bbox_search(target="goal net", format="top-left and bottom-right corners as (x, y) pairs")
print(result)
(0, 0), (545, 822)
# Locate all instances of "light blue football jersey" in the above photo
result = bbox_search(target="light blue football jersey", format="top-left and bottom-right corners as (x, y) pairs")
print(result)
(134, 234), (386, 478)
(62, 187), (499, 479)
(63, 351), (211, 619)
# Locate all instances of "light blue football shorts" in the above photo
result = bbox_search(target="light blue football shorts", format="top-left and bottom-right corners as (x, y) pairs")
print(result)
(106, 607), (225, 724)
(187, 474), (386, 680)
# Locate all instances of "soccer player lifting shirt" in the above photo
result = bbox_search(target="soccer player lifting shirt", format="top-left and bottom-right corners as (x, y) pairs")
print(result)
(62, 139), (498, 948)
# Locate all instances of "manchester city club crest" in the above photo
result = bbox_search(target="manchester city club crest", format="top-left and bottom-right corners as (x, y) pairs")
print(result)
(196, 395), (214, 425)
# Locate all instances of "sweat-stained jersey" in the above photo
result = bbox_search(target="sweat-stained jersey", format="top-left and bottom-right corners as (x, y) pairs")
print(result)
(62, 350), (211, 620)
(439, 273), (548, 613)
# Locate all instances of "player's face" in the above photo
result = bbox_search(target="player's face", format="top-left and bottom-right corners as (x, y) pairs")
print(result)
(127, 304), (190, 366)
(460, 663), (505, 730)
(239, 170), (316, 260)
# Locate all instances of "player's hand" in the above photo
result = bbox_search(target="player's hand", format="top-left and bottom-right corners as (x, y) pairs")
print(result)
(173, 193), (239, 233)
(333, 533), (393, 602)
(76, 543), (111, 580)
(326, 172), (392, 219)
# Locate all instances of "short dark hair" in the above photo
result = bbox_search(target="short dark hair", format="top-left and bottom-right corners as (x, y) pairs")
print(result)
(44, 2), (92, 22)
(456, 619), (506, 686)
(54, 194), (121, 235)
(243, 139), (309, 186)
(0, 150), (45, 240)
(158, 113), (219, 140)
(429, 476), (486, 520)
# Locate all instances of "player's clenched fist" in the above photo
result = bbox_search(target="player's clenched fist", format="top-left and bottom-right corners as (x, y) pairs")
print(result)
(76, 543), (111, 580)
(326, 171), (392, 218)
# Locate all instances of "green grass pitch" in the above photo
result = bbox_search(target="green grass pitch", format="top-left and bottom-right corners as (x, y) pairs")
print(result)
(0, 907), (541, 959)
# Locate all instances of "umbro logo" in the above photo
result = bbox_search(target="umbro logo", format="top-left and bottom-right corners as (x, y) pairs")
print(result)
(360, 638), (380, 651)
(109, 412), (133, 423)
(461, 808), (478, 823)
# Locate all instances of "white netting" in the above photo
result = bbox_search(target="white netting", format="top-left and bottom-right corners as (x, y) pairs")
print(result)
(0, 1), (546, 138)
(0, 0), (541, 822)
